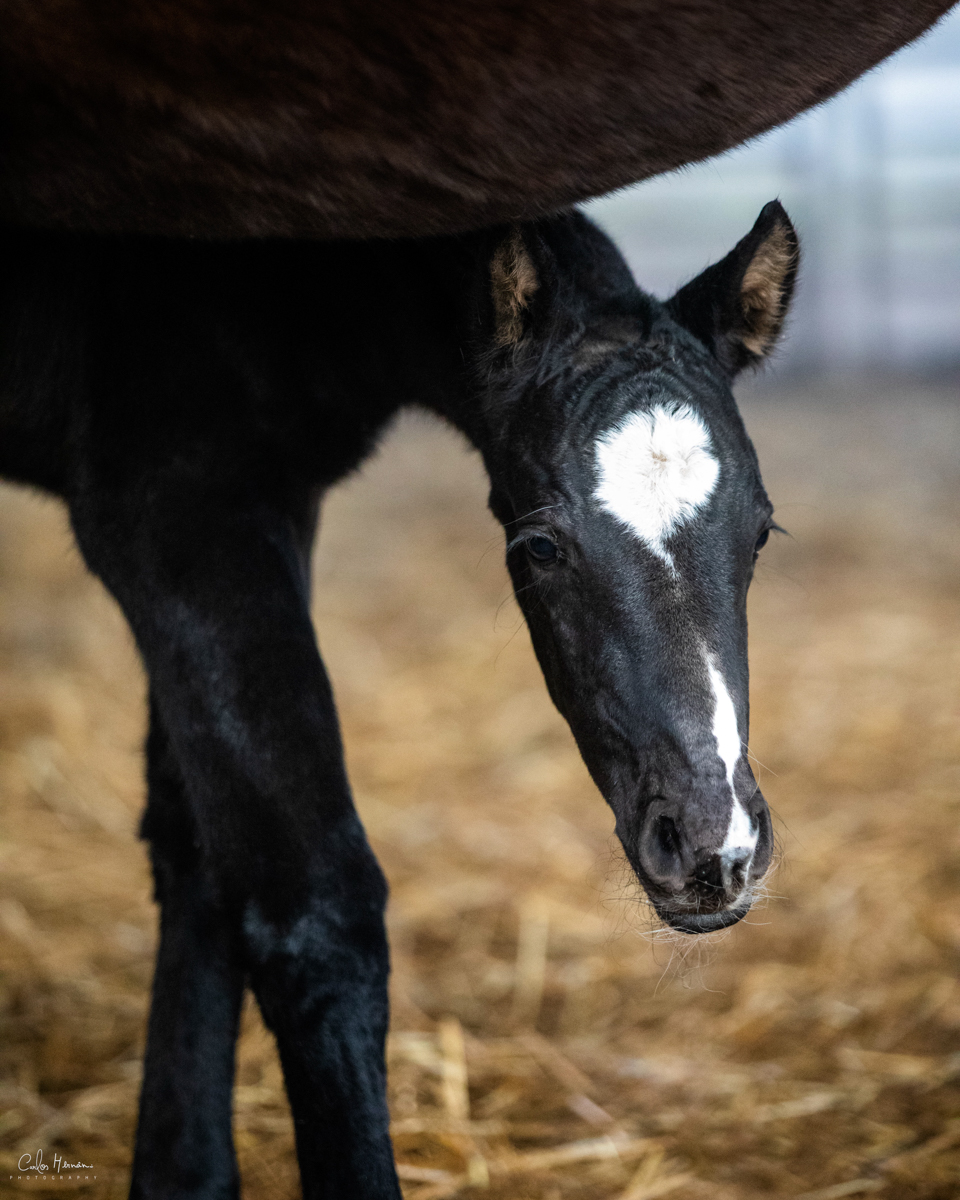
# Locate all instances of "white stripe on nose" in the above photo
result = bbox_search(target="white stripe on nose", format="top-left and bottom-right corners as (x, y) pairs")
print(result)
(706, 658), (758, 866)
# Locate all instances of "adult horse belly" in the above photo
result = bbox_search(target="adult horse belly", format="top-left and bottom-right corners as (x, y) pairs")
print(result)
(0, 0), (952, 239)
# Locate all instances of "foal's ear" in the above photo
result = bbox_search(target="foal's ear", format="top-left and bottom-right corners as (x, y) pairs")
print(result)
(666, 201), (799, 375)
(489, 226), (540, 346)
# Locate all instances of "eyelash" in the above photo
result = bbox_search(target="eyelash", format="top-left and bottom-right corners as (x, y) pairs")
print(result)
(755, 521), (785, 556)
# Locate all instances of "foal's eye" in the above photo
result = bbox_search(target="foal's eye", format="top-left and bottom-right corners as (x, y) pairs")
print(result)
(526, 535), (560, 564)
(754, 520), (785, 561)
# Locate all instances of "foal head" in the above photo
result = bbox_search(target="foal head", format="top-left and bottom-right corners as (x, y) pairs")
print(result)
(472, 203), (798, 933)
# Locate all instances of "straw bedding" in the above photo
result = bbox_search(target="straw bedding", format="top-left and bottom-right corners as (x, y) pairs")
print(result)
(1, 384), (959, 1198)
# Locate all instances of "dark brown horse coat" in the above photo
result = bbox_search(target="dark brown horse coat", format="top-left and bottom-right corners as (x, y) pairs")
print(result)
(0, 0), (954, 239)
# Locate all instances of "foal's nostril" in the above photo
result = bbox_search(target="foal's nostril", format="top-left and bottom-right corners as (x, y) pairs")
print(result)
(720, 846), (753, 893)
(637, 812), (687, 892)
(656, 815), (681, 859)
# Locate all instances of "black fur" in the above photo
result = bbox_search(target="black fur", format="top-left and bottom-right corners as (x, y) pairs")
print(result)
(0, 207), (796, 1197)
(667, 201), (799, 374)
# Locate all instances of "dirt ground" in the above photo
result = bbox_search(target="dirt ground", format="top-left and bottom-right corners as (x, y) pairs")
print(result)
(1, 382), (960, 1199)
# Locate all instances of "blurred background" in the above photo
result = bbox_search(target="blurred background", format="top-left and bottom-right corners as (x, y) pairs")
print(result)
(0, 10), (959, 1200)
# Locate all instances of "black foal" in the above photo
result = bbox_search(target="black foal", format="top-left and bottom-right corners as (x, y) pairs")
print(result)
(0, 204), (797, 1197)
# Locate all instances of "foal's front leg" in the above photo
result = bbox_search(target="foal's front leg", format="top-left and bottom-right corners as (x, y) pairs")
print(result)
(131, 704), (246, 1199)
(71, 480), (400, 1200)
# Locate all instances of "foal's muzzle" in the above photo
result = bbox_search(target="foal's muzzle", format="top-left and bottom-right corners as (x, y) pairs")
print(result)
(630, 793), (772, 935)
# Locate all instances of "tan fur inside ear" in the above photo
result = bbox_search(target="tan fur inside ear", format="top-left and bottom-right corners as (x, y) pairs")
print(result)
(739, 224), (796, 357)
(490, 229), (538, 346)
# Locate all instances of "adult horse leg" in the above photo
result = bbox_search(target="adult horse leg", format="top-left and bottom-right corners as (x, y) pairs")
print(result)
(69, 476), (398, 1200)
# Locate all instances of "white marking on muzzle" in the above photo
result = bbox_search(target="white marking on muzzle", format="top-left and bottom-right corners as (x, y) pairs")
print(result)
(706, 659), (758, 872)
(593, 403), (719, 566)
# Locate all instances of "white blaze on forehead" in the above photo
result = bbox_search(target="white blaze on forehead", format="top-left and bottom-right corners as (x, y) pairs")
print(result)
(706, 658), (759, 859)
(593, 403), (719, 563)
